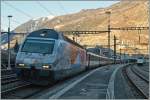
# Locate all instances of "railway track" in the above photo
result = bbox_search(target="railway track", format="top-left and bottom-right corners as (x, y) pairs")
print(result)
(1, 83), (32, 99)
(1, 78), (19, 85)
(1, 69), (15, 76)
(1, 72), (47, 99)
(1, 73), (17, 79)
(137, 64), (149, 73)
(1, 73), (27, 94)
(0, 66), (98, 99)
(1, 81), (48, 99)
(1, 74), (19, 85)
(131, 65), (149, 83)
(1, 82), (31, 94)
(123, 65), (149, 99)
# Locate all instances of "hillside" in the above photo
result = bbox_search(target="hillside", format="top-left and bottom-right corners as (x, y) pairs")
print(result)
(14, 1), (149, 54)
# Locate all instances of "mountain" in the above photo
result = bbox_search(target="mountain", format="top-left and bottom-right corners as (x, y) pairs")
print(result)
(14, 15), (54, 33)
(14, 1), (148, 31)
(14, 1), (149, 54)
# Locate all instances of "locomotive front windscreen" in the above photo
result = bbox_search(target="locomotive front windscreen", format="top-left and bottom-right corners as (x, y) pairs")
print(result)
(21, 39), (55, 54)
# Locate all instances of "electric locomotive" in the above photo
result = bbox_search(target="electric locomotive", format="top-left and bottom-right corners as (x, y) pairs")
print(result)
(15, 29), (87, 85)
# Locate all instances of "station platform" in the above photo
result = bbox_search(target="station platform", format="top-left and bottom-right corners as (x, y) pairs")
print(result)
(31, 63), (148, 99)
(48, 64), (128, 99)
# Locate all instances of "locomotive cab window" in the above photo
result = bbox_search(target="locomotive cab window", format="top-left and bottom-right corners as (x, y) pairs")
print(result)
(21, 39), (55, 54)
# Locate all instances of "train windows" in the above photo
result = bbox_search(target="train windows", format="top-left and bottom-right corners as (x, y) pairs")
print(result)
(90, 55), (99, 61)
(21, 39), (55, 54)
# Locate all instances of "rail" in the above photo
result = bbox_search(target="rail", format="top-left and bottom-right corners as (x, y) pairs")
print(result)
(124, 65), (148, 99)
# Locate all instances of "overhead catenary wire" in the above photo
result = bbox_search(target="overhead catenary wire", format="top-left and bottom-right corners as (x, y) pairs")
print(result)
(3, 1), (33, 19)
(1, 22), (18, 32)
(57, 0), (68, 15)
(36, 1), (58, 29)
(1, 15), (22, 32)
(36, 1), (55, 16)
(2, 15), (21, 25)
(11, 19), (21, 24)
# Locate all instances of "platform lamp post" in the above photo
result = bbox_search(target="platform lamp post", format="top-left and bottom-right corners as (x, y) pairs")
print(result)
(105, 11), (111, 57)
(7, 15), (13, 70)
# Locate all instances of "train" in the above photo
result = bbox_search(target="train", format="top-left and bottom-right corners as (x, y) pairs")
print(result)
(137, 57), (144, 65)
(15, 29), (120, 85)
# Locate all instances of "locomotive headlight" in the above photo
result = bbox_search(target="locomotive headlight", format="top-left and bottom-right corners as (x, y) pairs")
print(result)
(18, 63), (25, 67)
(1, 45), (6, 50)
(42, 65), (49, 69)
(1, 45), (4, 49)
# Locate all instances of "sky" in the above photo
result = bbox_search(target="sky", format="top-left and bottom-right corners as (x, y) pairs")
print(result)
(1, 1), (120, 31)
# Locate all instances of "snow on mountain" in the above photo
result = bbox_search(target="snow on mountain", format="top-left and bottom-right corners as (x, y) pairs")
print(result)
(14, 15), (55, 33)
(32, 15), (54, 21)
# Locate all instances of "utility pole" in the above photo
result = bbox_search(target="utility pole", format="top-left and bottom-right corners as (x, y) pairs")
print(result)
(147, 1), (150, 56)
(7, 15), (13, 70)
(114, 35), (116, 64)
(105, 11), (111, 57)
(120, 48), (121, 63)
(138, 29), (141, 44)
